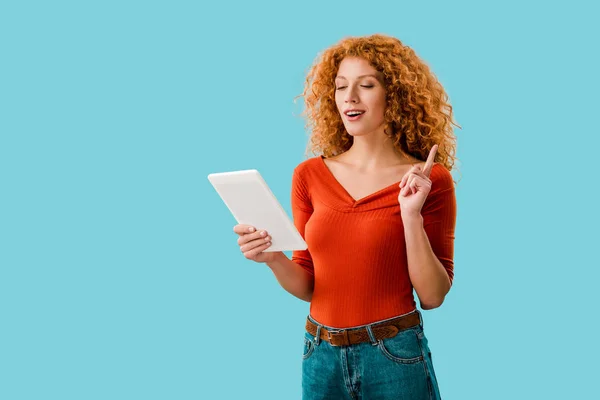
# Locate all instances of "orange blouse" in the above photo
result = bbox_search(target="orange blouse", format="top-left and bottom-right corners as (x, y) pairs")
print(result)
(291, 156), (457, 328)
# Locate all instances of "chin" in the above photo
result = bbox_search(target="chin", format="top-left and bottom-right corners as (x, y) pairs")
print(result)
(345, 128), (373, 137)
(344, 121), (385, 137)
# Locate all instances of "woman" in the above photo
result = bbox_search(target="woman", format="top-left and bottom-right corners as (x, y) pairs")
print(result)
(233, 33), (460, 400)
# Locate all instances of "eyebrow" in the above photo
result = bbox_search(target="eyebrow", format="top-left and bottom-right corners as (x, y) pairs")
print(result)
(335, 74), (380, 80)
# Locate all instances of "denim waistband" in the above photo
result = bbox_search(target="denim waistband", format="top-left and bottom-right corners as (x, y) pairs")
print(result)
(307, 308), (422, 331)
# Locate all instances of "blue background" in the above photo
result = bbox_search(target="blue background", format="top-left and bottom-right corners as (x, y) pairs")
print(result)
(1, 1), (598, 399)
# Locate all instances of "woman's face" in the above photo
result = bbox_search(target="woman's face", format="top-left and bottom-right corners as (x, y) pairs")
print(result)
(334, 57), (387, 137)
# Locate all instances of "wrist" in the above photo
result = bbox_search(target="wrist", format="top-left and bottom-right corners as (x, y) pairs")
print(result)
(266, 251), (287, 268)
(401, 211), (423, 224)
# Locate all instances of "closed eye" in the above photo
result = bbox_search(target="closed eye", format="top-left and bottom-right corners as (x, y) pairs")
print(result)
(335, 85), (374, 90)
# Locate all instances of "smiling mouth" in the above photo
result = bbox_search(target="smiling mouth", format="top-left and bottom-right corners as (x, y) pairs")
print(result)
(344, 110), (365, 117)
(345, 111), (365, 121)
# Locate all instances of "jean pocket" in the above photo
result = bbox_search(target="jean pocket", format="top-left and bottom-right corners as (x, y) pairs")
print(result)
(376, 327), (424, 364)
(302, 334), (315, 360)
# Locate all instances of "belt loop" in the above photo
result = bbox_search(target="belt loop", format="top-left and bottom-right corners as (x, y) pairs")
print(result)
(314, 325), (322, 346)
(416, 309), (424, 328)
(365, 324), (379, 346)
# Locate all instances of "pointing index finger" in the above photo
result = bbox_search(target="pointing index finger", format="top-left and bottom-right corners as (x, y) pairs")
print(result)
(423, 144), (439, 176)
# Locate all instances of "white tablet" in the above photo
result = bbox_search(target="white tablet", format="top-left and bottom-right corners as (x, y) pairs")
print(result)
(207, 169), (307, 252)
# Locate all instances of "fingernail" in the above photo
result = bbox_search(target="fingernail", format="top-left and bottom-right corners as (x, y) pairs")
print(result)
(261, 231), (267, 236)
(249, 227), (255, 232)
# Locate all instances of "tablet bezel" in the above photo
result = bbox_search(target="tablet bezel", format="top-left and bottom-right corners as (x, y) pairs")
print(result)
(208, 169), (308, 252)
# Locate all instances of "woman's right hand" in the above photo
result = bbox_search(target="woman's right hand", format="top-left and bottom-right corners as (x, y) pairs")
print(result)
(233, 224), (281, 264)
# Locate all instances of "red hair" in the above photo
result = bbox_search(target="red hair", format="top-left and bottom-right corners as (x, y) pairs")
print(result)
(297, 34), (461, 177)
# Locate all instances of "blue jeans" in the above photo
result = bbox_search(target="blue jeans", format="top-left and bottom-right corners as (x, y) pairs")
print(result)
(302, 310), (441, 400)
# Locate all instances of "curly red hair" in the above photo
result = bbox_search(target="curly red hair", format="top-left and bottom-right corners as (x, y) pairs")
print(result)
(296, 34), (461, 176)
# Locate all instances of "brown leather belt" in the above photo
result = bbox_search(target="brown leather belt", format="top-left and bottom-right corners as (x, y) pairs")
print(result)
(305, 311), (421, 347)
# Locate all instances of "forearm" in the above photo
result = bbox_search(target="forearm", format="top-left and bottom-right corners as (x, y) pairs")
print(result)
(403, 213), (451, 309)
(266, 252), (314, 302)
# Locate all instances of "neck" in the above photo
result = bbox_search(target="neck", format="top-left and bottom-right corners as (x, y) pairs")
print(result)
(343, 129), (414, 170)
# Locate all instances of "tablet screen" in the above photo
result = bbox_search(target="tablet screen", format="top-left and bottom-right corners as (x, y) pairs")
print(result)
(208, 169), (307, 252)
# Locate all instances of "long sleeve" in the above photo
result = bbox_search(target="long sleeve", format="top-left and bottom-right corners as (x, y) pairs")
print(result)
(421, 165), (457, 286)
(291, 167), (315, 276)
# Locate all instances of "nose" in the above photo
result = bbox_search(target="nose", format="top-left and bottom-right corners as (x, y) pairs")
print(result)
(344, 85), (359, 104)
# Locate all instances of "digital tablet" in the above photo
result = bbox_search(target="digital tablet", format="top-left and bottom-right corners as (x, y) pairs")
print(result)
(207, 169), (308, 252)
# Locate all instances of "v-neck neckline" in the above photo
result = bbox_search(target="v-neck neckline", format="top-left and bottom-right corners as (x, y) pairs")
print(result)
(319, 155), (403, 205)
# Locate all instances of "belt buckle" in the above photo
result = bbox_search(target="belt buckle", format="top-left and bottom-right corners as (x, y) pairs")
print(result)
(327, 328), (346, 345)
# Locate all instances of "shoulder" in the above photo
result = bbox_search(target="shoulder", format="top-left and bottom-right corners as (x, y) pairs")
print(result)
(422, 163), (456, 213)
(293, 156), (322, 178)
(292, 157), (322, 200)
(429, 163), (454, 193)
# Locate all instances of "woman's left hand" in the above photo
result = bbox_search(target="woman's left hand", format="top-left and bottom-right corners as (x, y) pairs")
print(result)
(398, 144), (439, 217)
